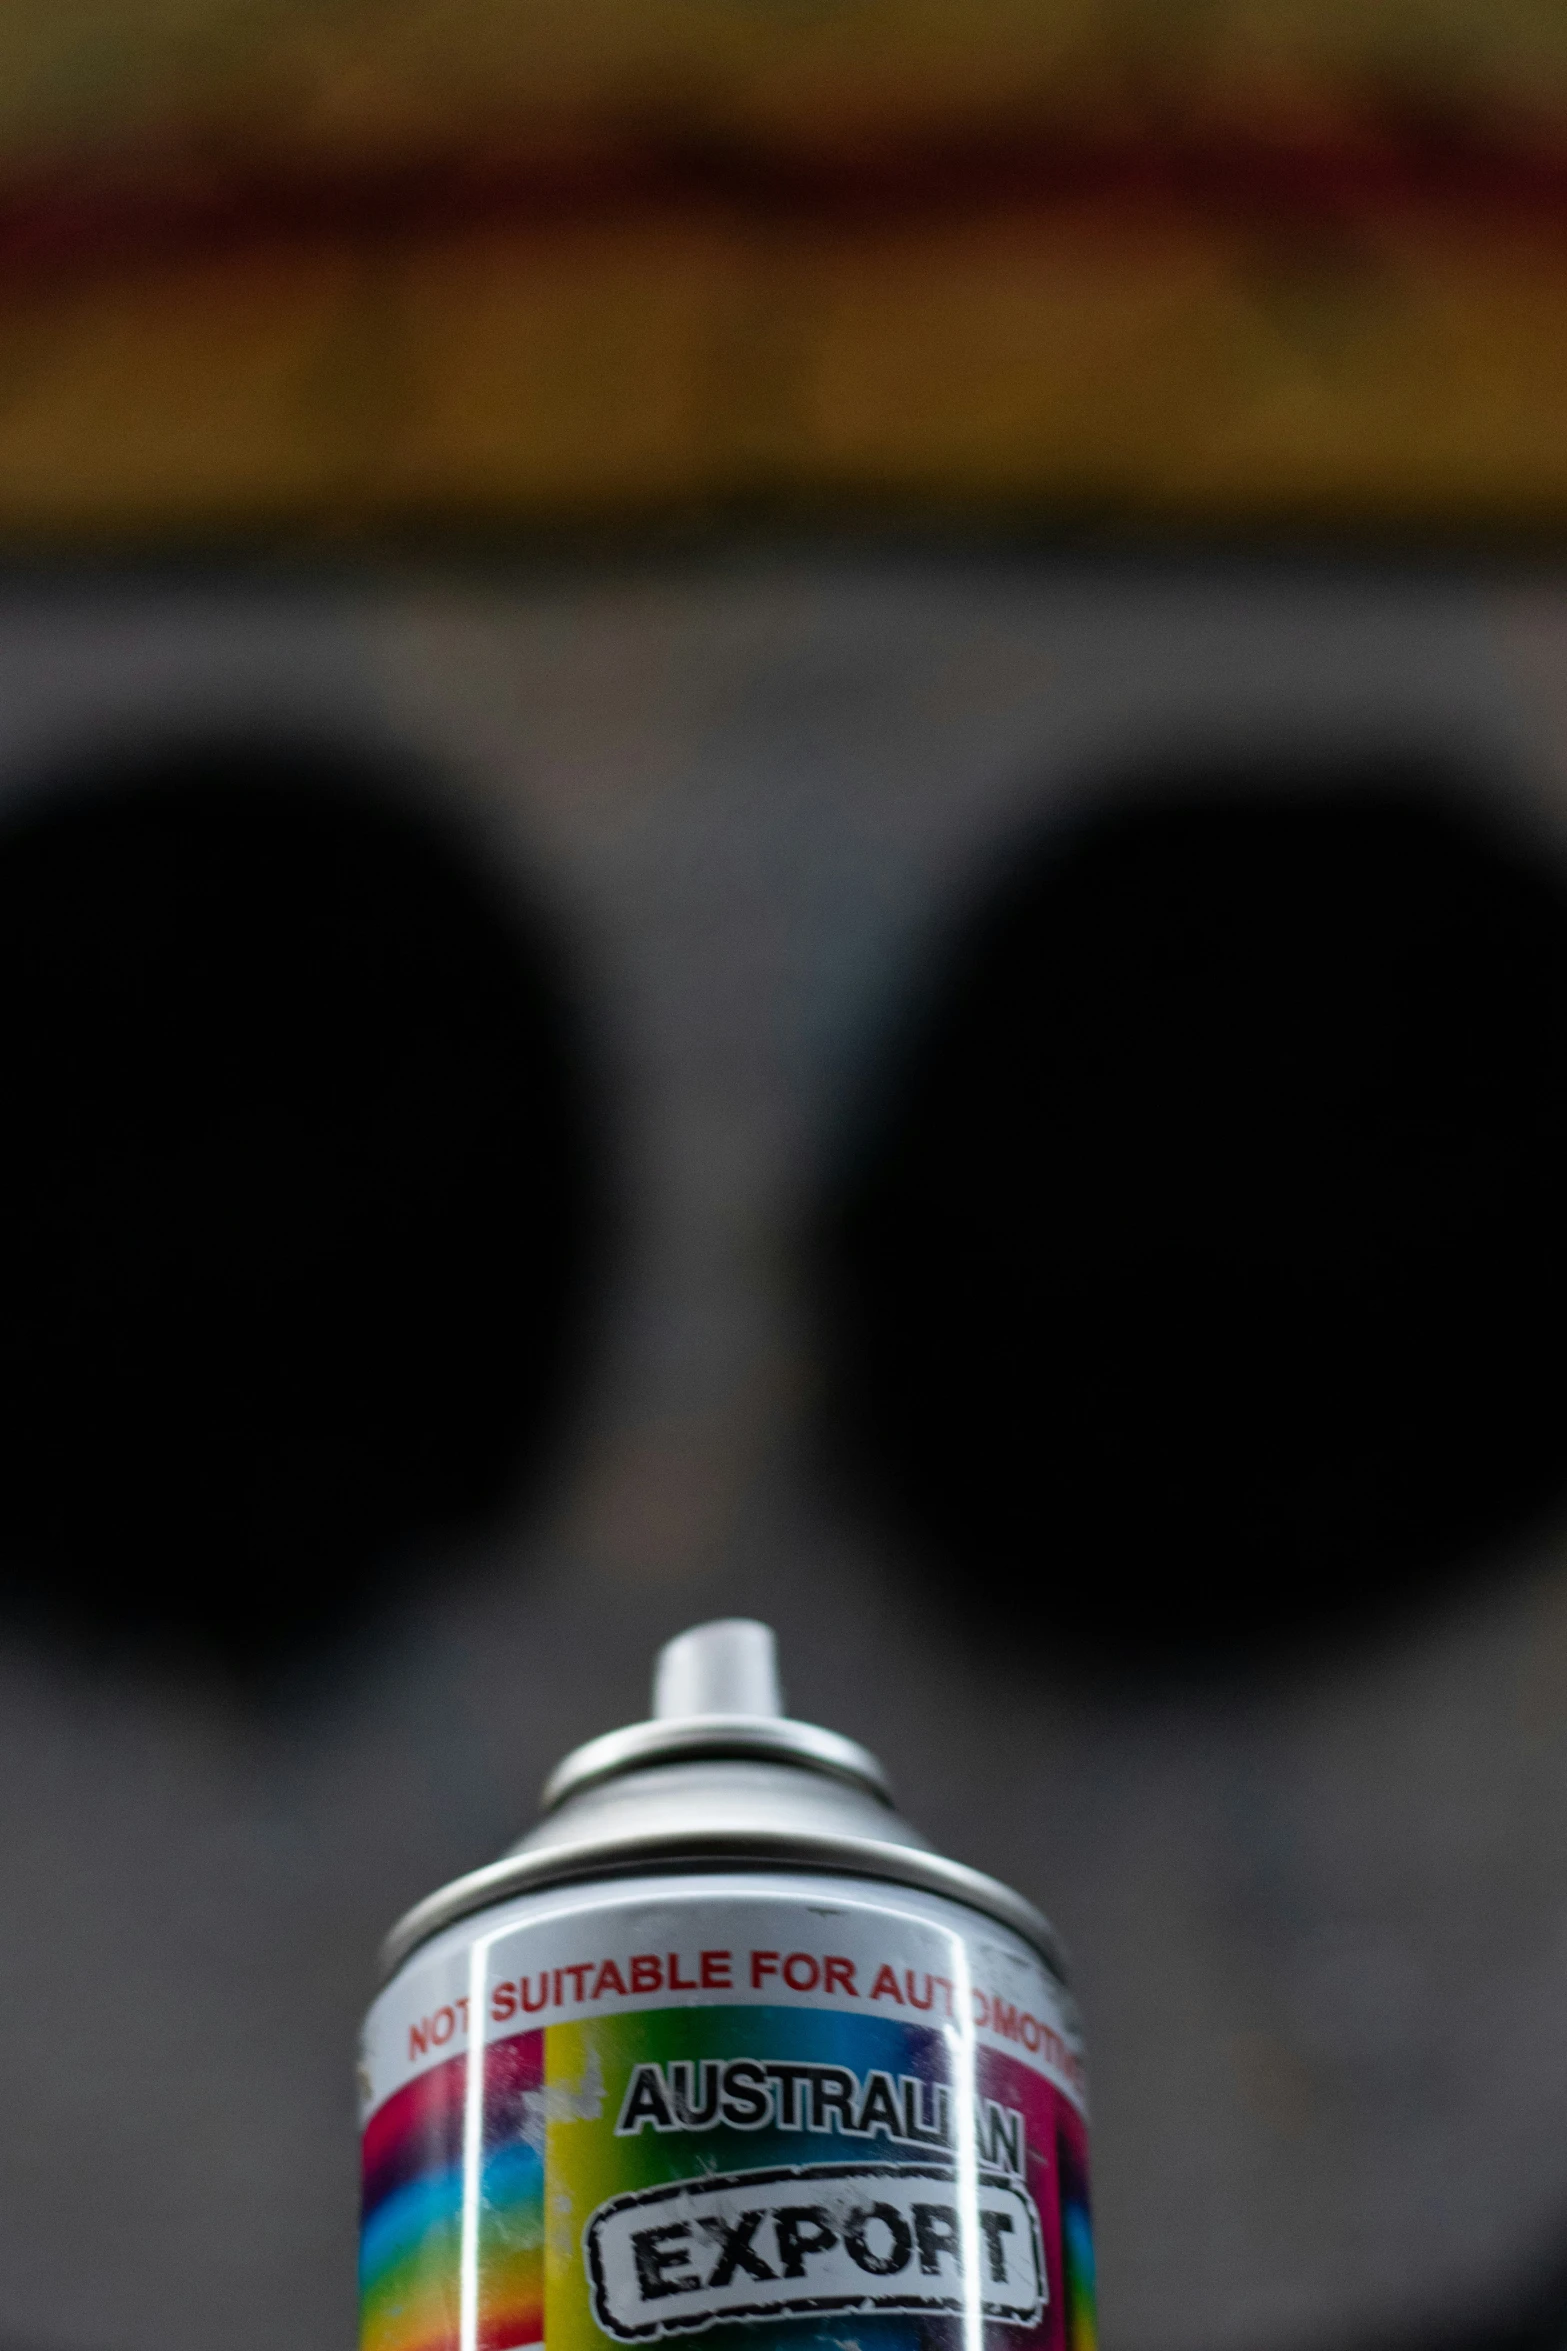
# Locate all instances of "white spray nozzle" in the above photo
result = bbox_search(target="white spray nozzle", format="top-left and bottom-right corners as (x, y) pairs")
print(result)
(652, 1620), (784, 1720)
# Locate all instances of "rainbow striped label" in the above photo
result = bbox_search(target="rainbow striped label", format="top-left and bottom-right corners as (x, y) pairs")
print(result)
(359, 1878), (1095, 2351)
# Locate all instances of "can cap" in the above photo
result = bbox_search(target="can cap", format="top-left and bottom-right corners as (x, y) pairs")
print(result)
(378, 1617), (1069, 1988)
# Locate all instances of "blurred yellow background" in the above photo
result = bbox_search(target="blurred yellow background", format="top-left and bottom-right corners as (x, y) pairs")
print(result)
(2, 0), (1567, 536)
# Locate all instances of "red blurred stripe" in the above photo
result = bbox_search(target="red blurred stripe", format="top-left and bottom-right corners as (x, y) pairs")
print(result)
(3, 116), (1567, 287)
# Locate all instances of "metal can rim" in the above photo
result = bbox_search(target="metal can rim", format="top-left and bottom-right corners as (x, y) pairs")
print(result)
(378, 1826), (1070, 1988)
(540, 1715), (893, 1812)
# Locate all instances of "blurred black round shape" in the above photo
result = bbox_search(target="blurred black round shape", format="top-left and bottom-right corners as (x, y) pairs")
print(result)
(828, 766), (1567, 1663)
(0, 739), (603, 1671)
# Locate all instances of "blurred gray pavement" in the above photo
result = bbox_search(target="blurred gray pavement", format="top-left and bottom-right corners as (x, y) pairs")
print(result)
(0, 552), (1564, 2350)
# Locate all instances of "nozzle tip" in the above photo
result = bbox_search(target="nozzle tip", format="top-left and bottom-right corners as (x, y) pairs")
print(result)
(652, 1620), (783, 1720)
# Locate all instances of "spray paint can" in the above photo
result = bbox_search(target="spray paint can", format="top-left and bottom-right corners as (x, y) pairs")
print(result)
(359, 1619), (1096, 2351)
